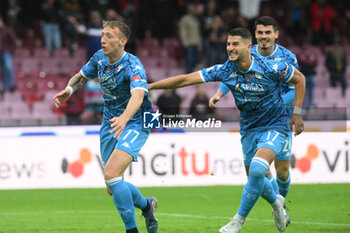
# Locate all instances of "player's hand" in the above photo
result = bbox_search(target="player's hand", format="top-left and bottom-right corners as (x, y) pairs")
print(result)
(53, 89), (71, 108)
(209, 95), (221, 109)
(109, 116), (128, 139)
(290, 114), (304, 136)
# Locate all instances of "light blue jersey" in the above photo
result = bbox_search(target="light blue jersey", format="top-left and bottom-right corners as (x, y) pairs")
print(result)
(220, 44), (299, 118)
(251, 44), (299, 117)
(200, 56), (294, 133)
(81, 50), (153, 124)
(80, 50), (152, 163)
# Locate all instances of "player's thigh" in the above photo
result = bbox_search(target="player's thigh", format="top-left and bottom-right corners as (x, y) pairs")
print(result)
(241, 131), (258, 166)
(100, 120), (118, 167)
(104, 149), (134, 179)
(256, 130), (290, 162)
(275, 131), (292, 161)
(115, 123), (151, 162)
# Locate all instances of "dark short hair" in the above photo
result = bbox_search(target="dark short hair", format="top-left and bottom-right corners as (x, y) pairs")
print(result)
(103, 20), (130, 39)
(255, 16), (279, 32)
(228, 27), (252, 43)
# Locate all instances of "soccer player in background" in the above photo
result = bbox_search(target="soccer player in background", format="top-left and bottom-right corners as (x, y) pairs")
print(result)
(54, 20), (158, 233)
(148, 27), (305, 233)
(209, 16), (299, 224)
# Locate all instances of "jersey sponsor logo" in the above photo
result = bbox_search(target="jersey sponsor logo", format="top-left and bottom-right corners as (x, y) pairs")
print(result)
(280, 63), (289, 79)
(132, 75), (142, 81)
(121, 142), (130, 148)
(230, 72), (238, 78)
(114, 65), (123, 72)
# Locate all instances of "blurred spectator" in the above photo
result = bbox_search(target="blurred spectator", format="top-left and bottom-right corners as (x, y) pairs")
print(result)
(298, 40), (317, 108)
(310, 0), (335, 45)
(156, 89), (182, 118)
(61, 0), (85, 56)
(285, 0), (309, 43)
(83, 78), (104, 125)
(68, 10), (103, 61)
(189, 85), (214, 120)
(61, 88), (86, 125)
(0, 16), (17, 94)
(238, 0), (262, 32)
(105, 8), (124, 21)
(201, 0), (219, 65)
(39, 0), (62, 57)
(179, 3), (202, 73)
(207, 15), (227, 66)
(325, 38), (347, 97)
(222, 7), (248, 30)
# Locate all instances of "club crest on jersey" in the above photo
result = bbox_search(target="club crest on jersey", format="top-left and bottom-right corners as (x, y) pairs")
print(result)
(244, 73), (255, 81)
(255, 72), (262, 79)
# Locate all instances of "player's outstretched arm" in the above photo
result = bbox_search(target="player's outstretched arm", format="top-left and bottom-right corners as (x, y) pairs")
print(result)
(209, 90), (224, 109)
(53, 72), (87, 108)
(288, 68), (306, 136)
(109, 89), (145, 139)
(148, 71), (204, 90)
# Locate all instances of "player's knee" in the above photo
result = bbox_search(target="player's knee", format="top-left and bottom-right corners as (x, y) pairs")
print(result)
(249, 162), (266, 178)
(276, 166), (289, 180)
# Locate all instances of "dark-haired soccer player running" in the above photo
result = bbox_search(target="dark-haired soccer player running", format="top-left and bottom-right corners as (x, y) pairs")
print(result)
(148, 27), (305, 233)
(210, 16), (299, 225)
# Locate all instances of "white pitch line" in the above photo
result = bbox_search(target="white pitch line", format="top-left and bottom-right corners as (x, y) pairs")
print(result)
(1, 210), (349, 228)
(157, 212), (350, 228)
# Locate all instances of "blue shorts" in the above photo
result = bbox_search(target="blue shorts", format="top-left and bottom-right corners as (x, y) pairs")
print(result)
(100, 119), (151, 167)
(241, 130), (292, 166)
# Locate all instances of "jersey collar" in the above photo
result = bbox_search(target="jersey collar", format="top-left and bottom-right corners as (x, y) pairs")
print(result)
(256, 43), (279, 58)
(108, 51), (126, 66)
(236, 55), (255, 73)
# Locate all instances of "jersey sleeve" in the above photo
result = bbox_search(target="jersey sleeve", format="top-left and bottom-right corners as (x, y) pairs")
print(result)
(218, 83), (230, 95)
(271, 61), (295, 83)
(80, 52), (99, 80)
(127, 64), (148, 93)
(199, 61), (230, 82)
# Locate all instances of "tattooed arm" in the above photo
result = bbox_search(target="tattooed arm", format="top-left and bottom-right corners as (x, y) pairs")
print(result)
(53, 72), (88, 108)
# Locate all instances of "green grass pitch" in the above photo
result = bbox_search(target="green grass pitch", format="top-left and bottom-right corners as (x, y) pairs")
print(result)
(0, 184), (349, 233)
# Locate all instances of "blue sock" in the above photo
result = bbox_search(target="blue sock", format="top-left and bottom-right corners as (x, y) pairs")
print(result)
(267, 173), (279, 195)
(125, 181), (147, 209)
(277, 173), (291, 198)
(261, 177), (277, 204)
(238, 157), (269, 217)
(106, 177), (136, 230)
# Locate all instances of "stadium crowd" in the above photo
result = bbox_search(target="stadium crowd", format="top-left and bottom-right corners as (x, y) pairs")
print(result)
(0, 0), (349, 126)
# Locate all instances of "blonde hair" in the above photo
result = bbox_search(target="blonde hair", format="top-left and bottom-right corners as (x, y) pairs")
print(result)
(102, 20), (130, 40)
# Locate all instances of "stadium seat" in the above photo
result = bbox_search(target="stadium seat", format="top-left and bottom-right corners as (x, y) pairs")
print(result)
(34, 47), (50, 58)
(14, 47), (31, 58)
(147, 67), (168, 82)
(32, 101), (60, 125)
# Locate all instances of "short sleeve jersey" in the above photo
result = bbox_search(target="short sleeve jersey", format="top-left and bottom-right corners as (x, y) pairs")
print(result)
(251, 44), (299, 94)
(200, 56), (295, 132)
(80, 50), (152, 124)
